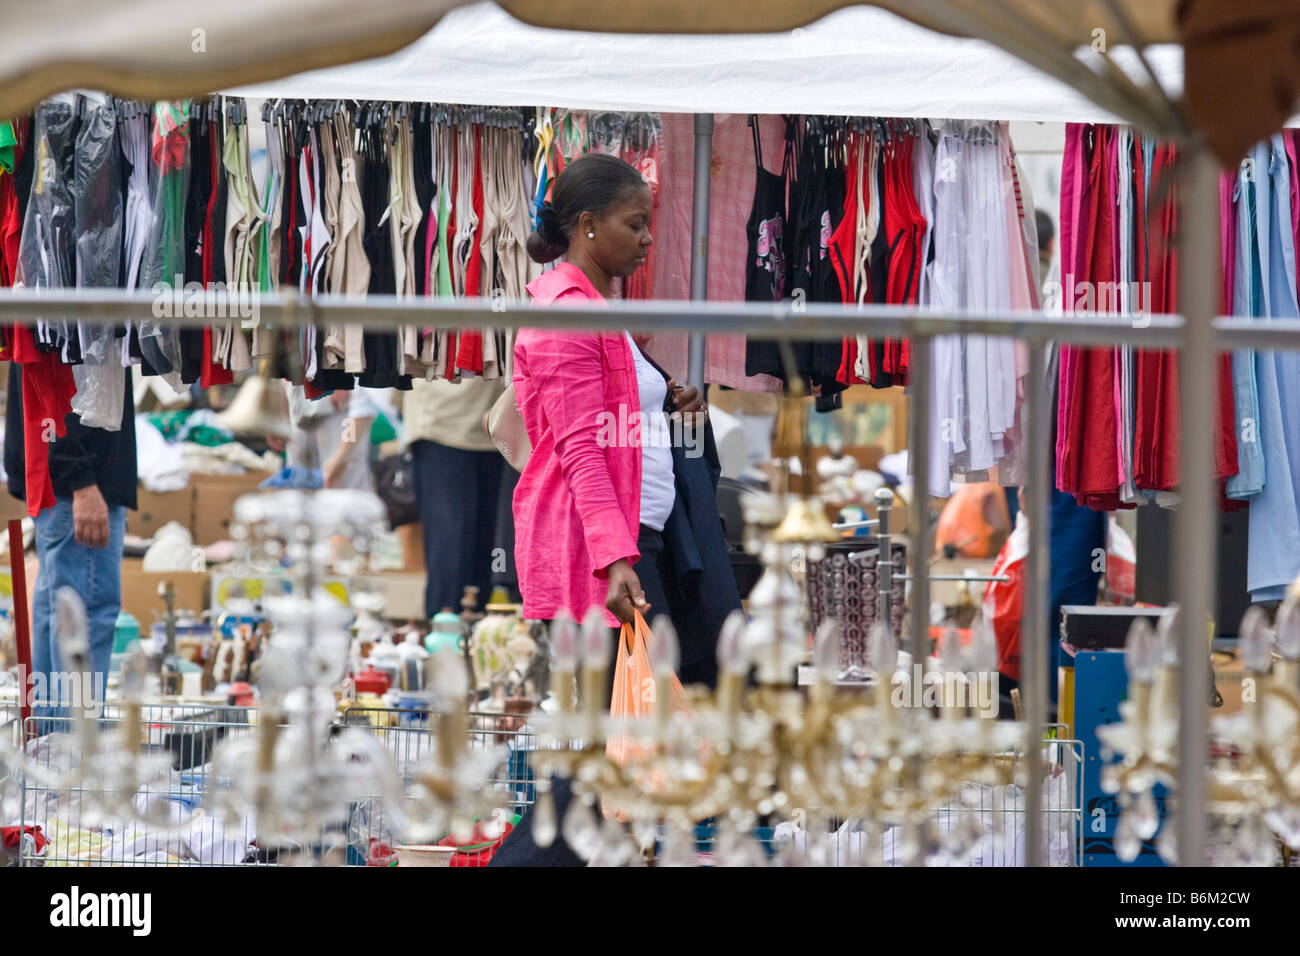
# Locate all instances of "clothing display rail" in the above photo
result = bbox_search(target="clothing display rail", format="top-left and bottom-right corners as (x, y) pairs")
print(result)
(0, 288), (1191, 343)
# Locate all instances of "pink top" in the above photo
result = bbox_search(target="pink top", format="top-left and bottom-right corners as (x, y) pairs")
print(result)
(513, 263), (641, 625)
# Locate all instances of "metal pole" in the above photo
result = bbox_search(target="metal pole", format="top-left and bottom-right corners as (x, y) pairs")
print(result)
(1021, 340), (1051, 867)
(0, 287), (1192, 345)
(906, 334), (932, 867)
(907, 335), (932, 669)
(874, 487), (893, 635)
(1175, 144), (1218, 867)
(687, 113), (714, 392)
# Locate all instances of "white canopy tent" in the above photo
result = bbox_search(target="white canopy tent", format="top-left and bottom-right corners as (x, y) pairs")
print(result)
(228, 2), (1182, 122)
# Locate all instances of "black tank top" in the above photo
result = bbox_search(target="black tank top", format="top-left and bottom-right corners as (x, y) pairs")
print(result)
(745, 116), (797, 379)
(744, 116), (787, 304)
(356, 119), (411, 391)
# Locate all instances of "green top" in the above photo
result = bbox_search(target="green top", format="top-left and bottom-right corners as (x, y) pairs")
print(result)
(0, 120), (16, 174)
(435, 181), (453, 298)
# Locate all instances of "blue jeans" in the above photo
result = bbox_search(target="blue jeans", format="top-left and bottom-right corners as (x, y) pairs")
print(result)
(30, 497), (126, 718)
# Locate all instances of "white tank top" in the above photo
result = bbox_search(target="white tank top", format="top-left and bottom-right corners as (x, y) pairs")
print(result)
(626, 333), (676, 531)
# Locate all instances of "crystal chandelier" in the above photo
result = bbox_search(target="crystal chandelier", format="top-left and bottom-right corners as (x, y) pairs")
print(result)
(525, 484), (1031, 867)
(1098, 593), (1300, 866)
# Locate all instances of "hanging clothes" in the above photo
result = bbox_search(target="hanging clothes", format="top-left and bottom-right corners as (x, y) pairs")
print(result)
(69, 92), (126, 432)
(1057, 124), (1123, 509)
(199, 107), (232, 388)
(12, 97), (79, 514)
(357, 114), (410, 391)
(1242, 135), (1300, 602)
(326, 108), (369, 374)
(642, 112), (782, 392)
(743, 116), (796, 381)
(927, 121), (1026, 496)
(1056, 124), (1242, 513)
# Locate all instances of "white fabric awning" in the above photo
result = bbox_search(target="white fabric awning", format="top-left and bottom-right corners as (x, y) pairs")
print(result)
(228, 3), (1182, 124)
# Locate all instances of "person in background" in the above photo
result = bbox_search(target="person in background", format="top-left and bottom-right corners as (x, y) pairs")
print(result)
(4, 365), (135, 715)
(404, 376), (506, 618)
(1035, 207), (1056, 291)
(282, 384), (379, 491)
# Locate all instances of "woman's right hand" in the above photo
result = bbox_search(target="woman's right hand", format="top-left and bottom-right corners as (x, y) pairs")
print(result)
(605, 558), (649, 625)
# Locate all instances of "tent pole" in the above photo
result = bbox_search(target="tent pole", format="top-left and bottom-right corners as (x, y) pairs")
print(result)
(906, 334), (932, 866)
(1175, 143), (1217, 867)
(687, 113), (713, 390)
(1021, 340), (1051, 866)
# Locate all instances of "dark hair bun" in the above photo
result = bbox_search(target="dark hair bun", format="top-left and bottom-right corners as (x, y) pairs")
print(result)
(527, 205), (569, 264)
(525, 155), (645, 265)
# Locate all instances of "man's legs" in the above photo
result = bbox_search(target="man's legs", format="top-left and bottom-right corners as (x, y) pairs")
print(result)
(30, 503), (58, 727)
(30, 497), (125, 716)
(412, 440), (500, 618)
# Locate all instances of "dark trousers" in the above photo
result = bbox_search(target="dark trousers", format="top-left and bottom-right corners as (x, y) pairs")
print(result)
(410, 439), (504, 619)
(630, 523), (671, 628)
(492, 464), (520, 598)
(601, 524), (671, 702)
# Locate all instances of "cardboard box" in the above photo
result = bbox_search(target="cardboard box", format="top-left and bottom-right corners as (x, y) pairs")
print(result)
(355, 572), (427, 622)
(0, 491), (28, 523)
(928, 556), (999, 610)
(399, 523), (425, 571)
(190, 472), (273, 546)
(120, 557), (208, 628)
(128, 487), (195, 539)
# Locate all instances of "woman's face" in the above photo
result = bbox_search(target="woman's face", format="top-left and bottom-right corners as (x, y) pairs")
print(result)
(588, 186), (654, 278)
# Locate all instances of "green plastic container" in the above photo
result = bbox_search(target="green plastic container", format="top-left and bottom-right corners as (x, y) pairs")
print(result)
(425, 609), (462, 655)
(113, 611), (141, 654)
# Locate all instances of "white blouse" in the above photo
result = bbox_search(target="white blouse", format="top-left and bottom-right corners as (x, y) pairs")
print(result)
(626, 333), (676, 531)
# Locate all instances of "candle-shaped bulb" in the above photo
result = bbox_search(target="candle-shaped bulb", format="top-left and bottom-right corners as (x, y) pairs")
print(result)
(870, 619), (897, 679)
(1124, 618), (1157, 684)
(1238, 606), (1273, 674)
(119, 647), (149, 703)
(1275, 598), (1300, 661)
(550, 611), (578, 671)
(650, 615), (680, 678)
(940, 624), (963, 672)
(716, 610), (749, 676)
(971, 613), (997, 674)
(1155, 608), (1180, 669)
(813, 620), (842, 682)
(581, 607), (611, 668)
(55, 587), (91, 672)
(430, 646), (469, 701)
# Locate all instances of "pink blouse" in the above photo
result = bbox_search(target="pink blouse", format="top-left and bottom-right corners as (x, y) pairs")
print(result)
(513, 263), (642, 625)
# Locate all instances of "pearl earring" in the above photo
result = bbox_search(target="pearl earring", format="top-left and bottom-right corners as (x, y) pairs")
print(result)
(587, 231), (595, 239)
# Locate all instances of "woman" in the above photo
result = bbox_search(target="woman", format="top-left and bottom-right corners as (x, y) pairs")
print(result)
(495, 154), (741, 867)
(513, 153), (738, 684)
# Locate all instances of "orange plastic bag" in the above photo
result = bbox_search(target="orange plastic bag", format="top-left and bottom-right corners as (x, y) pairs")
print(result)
(934, 482), (1011, 558)
(605, 611), (686, 767)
